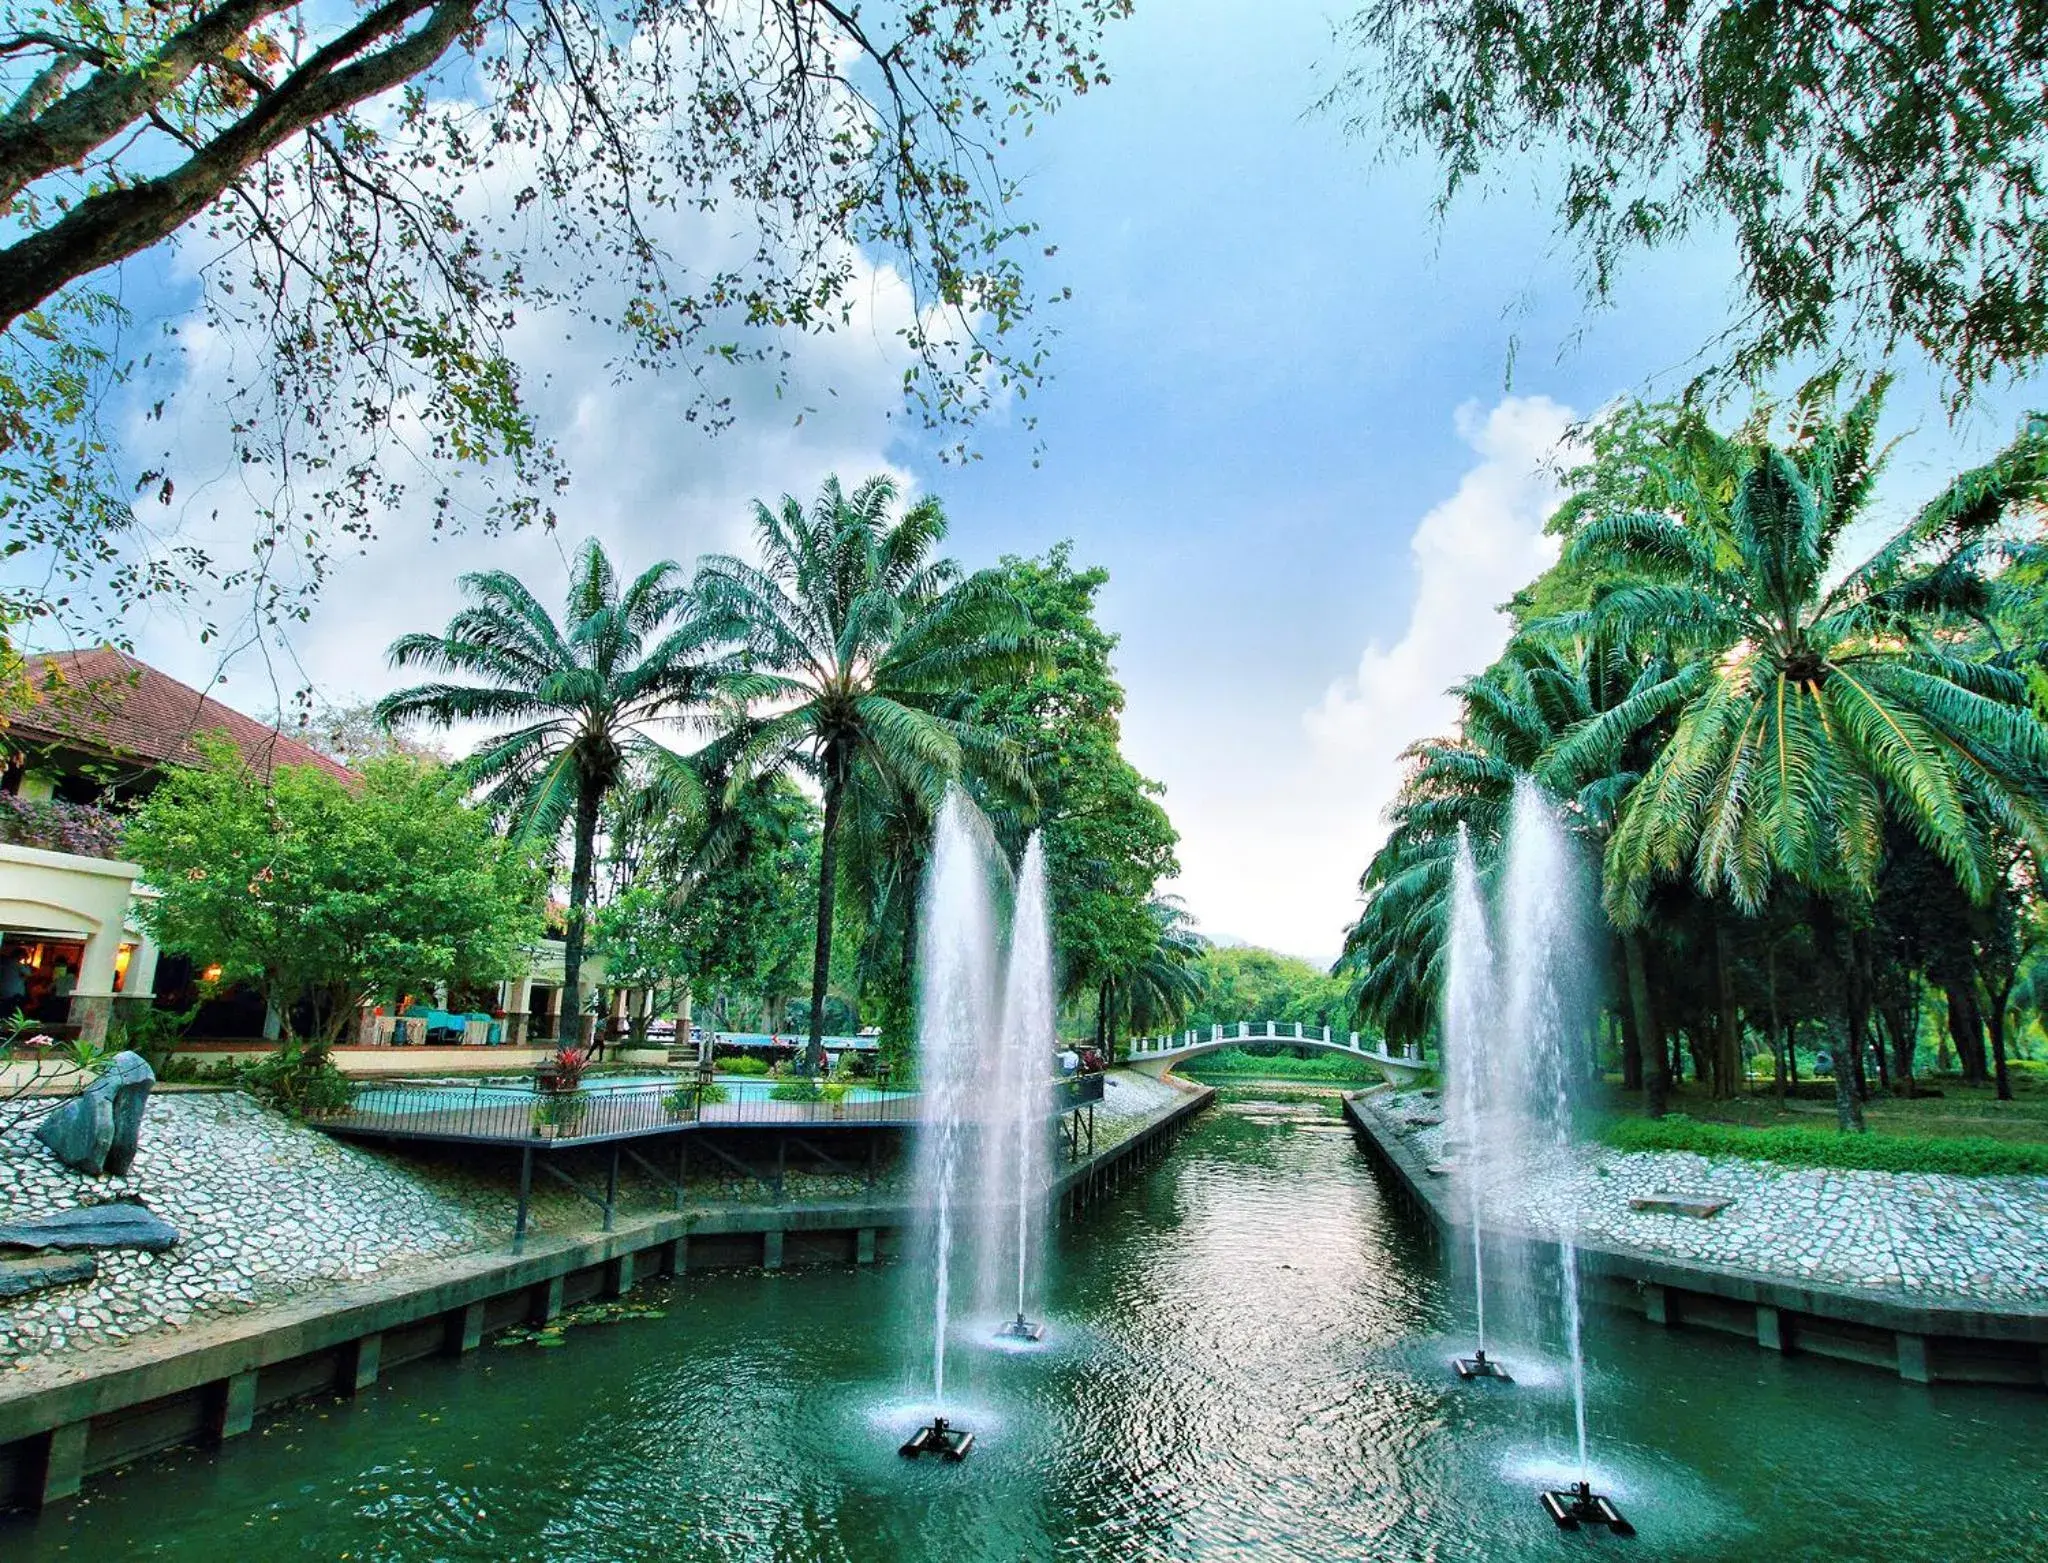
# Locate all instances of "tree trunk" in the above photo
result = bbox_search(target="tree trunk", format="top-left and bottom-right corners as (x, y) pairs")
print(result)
(1945, 980), (1989, 1083)
(1983, 978), (2016, 1102)
(1786, 1021), (1799, 1086)
(1623, 931), (1667, 1118)
(1815, 903), (1865, 1133)
(1713, 917), (1741, 1099)
(562, 782), (602, 1050)
(1617, 992), (1643, 1092)
(805, 768), (845, 1078)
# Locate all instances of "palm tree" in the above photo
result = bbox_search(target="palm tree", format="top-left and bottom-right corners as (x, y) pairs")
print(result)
(1560, 386), (2048, 1126)
(1099, 896), (1207, 1049)
(1341, 636), (1674, 1083)
(378, 540), (744, 1043)
(693, 474), (1038, 1074)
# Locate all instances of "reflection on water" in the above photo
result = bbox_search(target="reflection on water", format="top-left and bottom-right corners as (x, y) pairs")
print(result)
(8, 1102), (2046, 1561)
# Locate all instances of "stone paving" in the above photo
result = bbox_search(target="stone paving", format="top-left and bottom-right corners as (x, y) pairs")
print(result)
(1093, 1069), (1190, 1150)
(1366, 1088), (2048, 1306)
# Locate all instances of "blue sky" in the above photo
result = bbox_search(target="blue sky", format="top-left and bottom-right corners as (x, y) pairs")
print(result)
(116, 0), (2048, 963)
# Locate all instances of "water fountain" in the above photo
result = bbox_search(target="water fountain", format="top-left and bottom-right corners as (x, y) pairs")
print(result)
(1445, 827), (1509, 1383)
(989, 834), (1055, 1343)
(901, 792), (1001, 1459)
(900, 798), (1059, 1458)
(1442, 779), (1630, 1533)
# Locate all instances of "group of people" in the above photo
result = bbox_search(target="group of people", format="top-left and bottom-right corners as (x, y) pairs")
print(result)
(0, 944), (77, 1027)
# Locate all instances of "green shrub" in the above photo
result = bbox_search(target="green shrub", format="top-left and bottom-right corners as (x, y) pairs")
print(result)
(821, 1080), (852, 1104)
(721, 1056), (771, 1076)
(532, 1089), (589, 1133)
(1177, 1045), (1382, 1082)
(1598, 1113), (2048, 1176)
(770, 1077), (822, 1103)
(243, 1043), (355, 1118)
(110, 1001), (201, 1077)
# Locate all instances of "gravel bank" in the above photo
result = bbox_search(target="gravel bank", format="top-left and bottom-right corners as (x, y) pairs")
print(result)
(1366, 1087), (2048, 1305)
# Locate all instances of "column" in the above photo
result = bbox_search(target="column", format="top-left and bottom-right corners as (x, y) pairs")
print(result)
(70, 919), (121, 1045)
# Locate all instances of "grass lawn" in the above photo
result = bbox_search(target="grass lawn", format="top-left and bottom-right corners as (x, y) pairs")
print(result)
(1588, 1065), (2048, 1174)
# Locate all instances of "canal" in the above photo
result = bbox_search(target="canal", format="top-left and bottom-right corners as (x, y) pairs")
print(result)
(6, 1096), (2043, 1560)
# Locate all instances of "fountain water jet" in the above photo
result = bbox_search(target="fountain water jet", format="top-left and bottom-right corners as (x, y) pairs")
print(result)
(1438, 781), (1628, 1526)
(903, 790), (1001, 1453)
(989, 834), (1055, 1343)
(1445, 826), (1509, 1383)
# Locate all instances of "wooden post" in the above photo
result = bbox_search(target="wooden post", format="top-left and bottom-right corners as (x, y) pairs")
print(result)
(1755, 1305), (1785, 1352)
(532, 1276), (565, 1324)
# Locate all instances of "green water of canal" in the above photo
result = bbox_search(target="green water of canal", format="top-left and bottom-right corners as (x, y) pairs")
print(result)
(7, 1098), (2044, 1561)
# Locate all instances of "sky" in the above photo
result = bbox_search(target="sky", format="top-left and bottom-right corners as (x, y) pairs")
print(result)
(100, 0), (2048, 964)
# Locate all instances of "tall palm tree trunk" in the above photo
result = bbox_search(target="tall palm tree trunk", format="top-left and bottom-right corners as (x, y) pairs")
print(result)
(562, 785), (602, 1049)
(806, 770), (845, 1077)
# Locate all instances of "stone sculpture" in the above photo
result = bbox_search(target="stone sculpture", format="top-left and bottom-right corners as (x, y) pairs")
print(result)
(33, 1050), (156, 1176)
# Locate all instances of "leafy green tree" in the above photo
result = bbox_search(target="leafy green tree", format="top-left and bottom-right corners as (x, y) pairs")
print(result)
(670, 777), (820, 1034)
(124, 744), (541, 1063)
(1, 2), (1130, 647)
(693, 473), (1037, 1073)
(590, 885), (693, 1045)
(1187, 947), (1352, 1032)
(378, 539), (744, 1040)
(1098, 896), (1206, 1050)
(1333, 0), (2048, 400)
(970, 545), (1180, 1015)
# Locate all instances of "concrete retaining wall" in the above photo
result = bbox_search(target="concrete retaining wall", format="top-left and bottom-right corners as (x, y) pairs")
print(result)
(1344, 1093), (2048, 1390)
(0, 1083), (1214, 1511)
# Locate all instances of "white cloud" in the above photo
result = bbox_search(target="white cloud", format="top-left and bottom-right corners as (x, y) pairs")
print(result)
(1155, 395), (1575, 965)
(1306, 395), (1574, 759)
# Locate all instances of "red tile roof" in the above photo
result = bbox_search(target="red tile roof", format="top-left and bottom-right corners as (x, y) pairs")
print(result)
(12, 649), (357, 786)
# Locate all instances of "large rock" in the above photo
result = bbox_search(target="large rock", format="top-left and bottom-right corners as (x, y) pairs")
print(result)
(0, 1199), (179, 1252)
(33, 1050), (155, 1175)
(0, 1252), (98, 1299)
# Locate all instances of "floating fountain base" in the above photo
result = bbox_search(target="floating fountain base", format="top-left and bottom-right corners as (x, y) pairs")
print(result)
(898, 1416), (974, 1462)
(996, 1313), (1047, 1342)
(1453, 1348), (1512, 1382)
(1539, 1481), (1633, 1536)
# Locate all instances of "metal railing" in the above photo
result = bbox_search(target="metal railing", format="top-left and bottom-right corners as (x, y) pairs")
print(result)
(315, 1068), (1101, 1147)
(1127, 1021), (1427, 1061)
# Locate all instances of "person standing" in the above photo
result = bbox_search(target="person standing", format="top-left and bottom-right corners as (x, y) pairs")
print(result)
(0, 947), (30, 1023)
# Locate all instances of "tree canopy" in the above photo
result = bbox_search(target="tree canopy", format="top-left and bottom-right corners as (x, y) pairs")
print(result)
(124, 743), (542, 1051)
(1332, 0), (2048, 402)
(2, 0), (1131, 647)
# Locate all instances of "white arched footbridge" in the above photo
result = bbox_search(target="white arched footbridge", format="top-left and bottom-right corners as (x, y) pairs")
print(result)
(1126, 1021), (1432, 1086)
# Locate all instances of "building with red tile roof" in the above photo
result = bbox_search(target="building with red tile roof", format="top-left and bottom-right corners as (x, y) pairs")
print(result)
(8, 648), (355, 797)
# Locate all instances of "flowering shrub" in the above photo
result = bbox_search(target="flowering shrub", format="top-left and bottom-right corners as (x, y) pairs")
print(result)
(540, 1044), (591, 1094)
(0, 793), (126, 858)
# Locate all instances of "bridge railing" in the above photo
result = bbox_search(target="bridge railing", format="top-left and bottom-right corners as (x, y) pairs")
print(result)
(1125, 1022), (1428, 1061)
